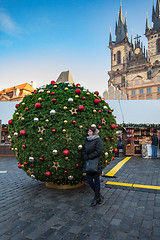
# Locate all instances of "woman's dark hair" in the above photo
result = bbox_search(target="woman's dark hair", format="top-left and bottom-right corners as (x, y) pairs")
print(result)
(87, 127), (96, 133)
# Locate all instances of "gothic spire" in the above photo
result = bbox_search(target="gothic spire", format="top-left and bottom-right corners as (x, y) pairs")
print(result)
(109, 27), (112, 45)
(156, 0), (160, 18)
(152, 0), (160, 30)
(115, 3), (128, 43)
(152, 1), (155, 22)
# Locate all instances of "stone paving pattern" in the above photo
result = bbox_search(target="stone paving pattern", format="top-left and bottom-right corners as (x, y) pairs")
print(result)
(0, 156), (160, 240)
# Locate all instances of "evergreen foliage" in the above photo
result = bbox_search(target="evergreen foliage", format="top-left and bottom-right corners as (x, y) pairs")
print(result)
(8, 82), (117, 186)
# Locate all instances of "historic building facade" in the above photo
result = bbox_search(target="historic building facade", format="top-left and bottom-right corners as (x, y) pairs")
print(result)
(103, 0), (160, 100)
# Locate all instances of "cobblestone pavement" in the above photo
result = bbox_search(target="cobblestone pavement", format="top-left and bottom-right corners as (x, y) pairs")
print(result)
(1, 156), (160, 240)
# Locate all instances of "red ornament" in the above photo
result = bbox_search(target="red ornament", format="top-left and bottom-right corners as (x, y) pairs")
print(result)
(94, 99), (100, 105)
(105, 137), (109, 141)
(98, 110), (101, 113)
(22, 145), (26, 149)
(24, 95), (27, 98)
(64, 170), (68, 174)
(57, 180), (60, 184)
(45, 171), (51, 177)
(76, 83), (81, 87)
(18, 164), (22, 169)
(12, 131), (15, 134)
(117, 138), (119, 141)
(35, 102), (41, 109)
(34, 90), (37, 94)
(98, 126), (101, 129)
(75, 89), (81, 95)
(72, 120), (76, 124)
(51, 92), (55, 95)
(20, 130), (26, 136)
(40, 157), (44, 162)
(63, 149), (70, 156)
(107, 162), (110, 165)
(24, 162), (27, 166)
(52, 129), (56, 133)
(15, 104), (19, 108)
(25, 107), (29, 111)
(52, 98), (56, 103)
(114, 148), (118, 153)
(111, 137), (114, 141)
(8, 119), (13, 125)
(110, 124), (116, 130)
(116, 125), (118, 128)
(94, 91), (99, 95)
(78, 105), (84, 111)
(75, 164), (79, 168)
(108, 110), (112, 114)
(82, 97), (86, 100)
(112, 157), (114, 160)
(17, 162), (19, 164)
(10, 139), (13, 142)
(51, 80), (56, 85)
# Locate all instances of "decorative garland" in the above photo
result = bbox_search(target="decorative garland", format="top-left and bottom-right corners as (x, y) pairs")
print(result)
(118, 123), (160, 129)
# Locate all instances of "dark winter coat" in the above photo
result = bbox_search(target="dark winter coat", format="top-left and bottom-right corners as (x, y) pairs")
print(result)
(151, 134), (158, 146)
(82, 136), (103, 174)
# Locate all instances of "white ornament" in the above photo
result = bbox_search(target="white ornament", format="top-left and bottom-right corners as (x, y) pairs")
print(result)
(78, 145), (83, 150)
(65, 81), (69, 84)
(68, 84), (72, 87)
(39, 89), (44, 93)
(29, 157), (34, 162)
(34, 117), (39, 122)
(105, 152), (109, 158)
(8, 135), (11, 139)
(50, 110), (56, 115)
(14, 132), (18, 137)
(68, 98), (73, 102)
(68, 175), (74, 180)
(91, 124), (96, 128)
(52, 150), (58, 155)
(31, 174), (36, 179)
(103, 106), (107, 110)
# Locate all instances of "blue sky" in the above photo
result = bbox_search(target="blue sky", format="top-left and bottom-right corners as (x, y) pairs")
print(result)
(0, 0), (154, 95)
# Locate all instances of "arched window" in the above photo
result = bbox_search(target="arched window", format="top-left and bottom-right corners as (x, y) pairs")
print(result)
(121, 76), (125, 87)
(129, 51), (131, 61)
(157, 39), (160, 53)
(117, 51), (121, 64)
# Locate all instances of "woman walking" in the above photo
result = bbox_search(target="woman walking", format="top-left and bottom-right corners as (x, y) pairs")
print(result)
(82, 126), (103, 207)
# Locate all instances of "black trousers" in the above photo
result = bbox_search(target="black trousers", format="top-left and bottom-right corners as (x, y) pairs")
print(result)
(86, 172), (100, 200)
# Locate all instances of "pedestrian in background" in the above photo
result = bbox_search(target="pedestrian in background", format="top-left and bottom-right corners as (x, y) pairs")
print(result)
(82, 126), (103, 207)
(151, 132), (158, 159)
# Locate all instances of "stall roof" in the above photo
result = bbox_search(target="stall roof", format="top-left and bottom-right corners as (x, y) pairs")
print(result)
(0, 100), (160, 124)
(107, 100), (160, 124)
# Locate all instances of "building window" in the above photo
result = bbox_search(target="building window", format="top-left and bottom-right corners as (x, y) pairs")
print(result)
(147, 88), (151, 93)
(117, 51), (121, 64)
(132, 90), (135, 95)
(158, 87), (160, 92)
(114, 54), (116, 61)
(157, 39), (160, 53)
(121, 77), (125, 87)
(139, 89), (144, 94)
(129, 51), (131, 61)
(147, 71), (152, 79)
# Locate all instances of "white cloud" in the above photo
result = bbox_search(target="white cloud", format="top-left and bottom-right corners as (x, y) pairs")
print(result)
(0, 8), (21, 35)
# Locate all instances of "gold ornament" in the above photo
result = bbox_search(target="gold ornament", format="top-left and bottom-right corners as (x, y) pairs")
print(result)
(64, 120), (68, 124)
(54, 85), (57, 88)
(22, 102), (25, 105)
(65, 157), (69, 160)
(63, 106), (67, 110)
(52, 161), (60, 169)
(15, 148), (18, 151)
(11, 148), (14, 151)
(47, 91), (50, 94)
(102, 118), (106, 125)
(86, 92), (90, 96)
(62, 129), (66, 133)
(79, 125), (83, 129)
(38, 126), (46, 134)
(75, 95), (79, 98)
(65, 87), (68, 91)
(39, 137), (43, 141)
(45, 119), (49, 123)
(69, 108), (77, 115)
(93, 110), (97, 113)
(38, 97), (42, 101)
(21, 117), (25, 121)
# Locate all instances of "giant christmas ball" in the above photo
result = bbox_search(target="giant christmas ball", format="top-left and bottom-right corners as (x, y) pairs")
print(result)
(8, 82), (117, 187)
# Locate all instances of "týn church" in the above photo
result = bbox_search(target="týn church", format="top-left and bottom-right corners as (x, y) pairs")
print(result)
(103, 0), (160, 100)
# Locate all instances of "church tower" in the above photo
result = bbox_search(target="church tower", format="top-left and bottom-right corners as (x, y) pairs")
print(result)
(108, 4), (133, 90)
(145, 0), (160, 65)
